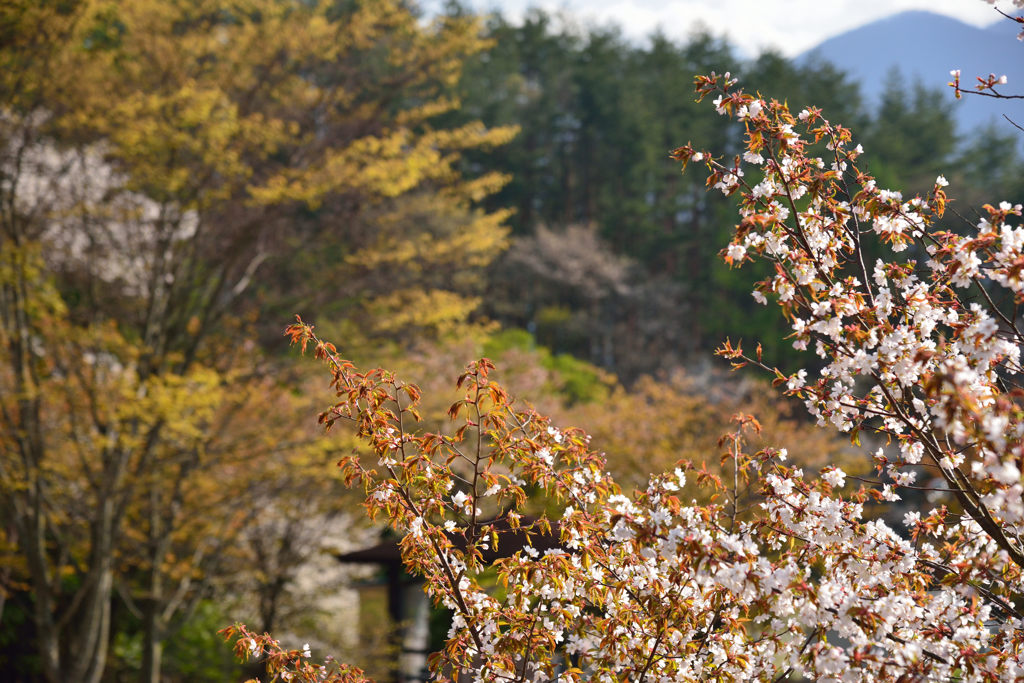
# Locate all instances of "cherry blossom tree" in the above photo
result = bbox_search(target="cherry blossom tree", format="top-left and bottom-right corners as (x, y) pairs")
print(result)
(224, 5), (1024, 681)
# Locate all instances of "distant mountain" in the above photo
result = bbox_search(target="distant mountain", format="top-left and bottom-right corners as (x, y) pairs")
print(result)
(798, 10), (1024, 140)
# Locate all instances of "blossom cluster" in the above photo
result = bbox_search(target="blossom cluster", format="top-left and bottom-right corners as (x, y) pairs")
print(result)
(677, 73), (1024, 539)
(220, 623), (367, 682)
(266, 282), (1024, 683)
(232, 53), (1024, 683)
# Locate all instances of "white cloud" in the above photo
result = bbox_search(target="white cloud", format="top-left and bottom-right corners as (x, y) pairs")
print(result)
(428, 0), (1008, 57)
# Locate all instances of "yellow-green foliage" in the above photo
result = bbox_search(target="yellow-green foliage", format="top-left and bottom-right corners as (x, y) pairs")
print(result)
(0, 1), (516, 678)
(47, 0), (517, 209)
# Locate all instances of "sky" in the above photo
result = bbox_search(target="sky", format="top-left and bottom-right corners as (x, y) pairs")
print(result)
(427, 0), (1009, 57)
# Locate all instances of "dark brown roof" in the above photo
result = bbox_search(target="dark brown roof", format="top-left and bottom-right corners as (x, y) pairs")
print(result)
(336, 516), (561, 566)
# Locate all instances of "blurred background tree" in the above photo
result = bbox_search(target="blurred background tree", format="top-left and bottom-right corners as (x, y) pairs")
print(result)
(0, 1), (511, 681)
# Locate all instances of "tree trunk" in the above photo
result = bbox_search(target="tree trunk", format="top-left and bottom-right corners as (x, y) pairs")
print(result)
(62, 502), (117, 683)
(141, 606), (163, 683)
(141, 480), (167, 683)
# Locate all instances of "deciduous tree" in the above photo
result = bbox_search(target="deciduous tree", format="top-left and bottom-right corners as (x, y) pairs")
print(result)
(0, 1), (512, 680)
